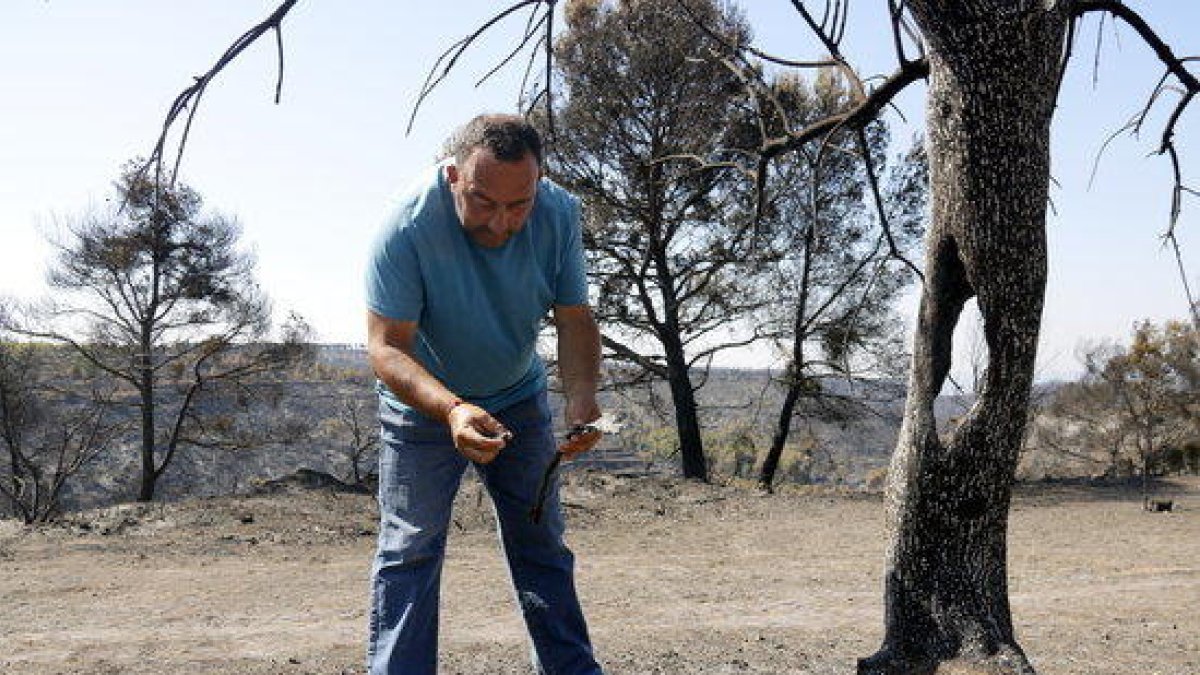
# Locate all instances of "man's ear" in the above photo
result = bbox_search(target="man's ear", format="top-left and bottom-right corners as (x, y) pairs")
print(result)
(445, 163), (460, 185)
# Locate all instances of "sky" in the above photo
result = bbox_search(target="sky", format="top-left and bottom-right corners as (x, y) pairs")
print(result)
(1, 1), (1197, 384)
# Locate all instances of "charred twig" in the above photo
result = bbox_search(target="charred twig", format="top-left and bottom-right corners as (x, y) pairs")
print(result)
(1072, 1), (1199, 322)
(144, 0), (299, 185)
(673, 0), (838, 70)
(760, 59), (928, 163)
(601, 335), (669, 379)
(855, 127), (924, 282)
(407, 1), (556, 134)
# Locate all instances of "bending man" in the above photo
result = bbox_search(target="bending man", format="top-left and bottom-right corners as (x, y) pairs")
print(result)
(365, 113), (604, 675)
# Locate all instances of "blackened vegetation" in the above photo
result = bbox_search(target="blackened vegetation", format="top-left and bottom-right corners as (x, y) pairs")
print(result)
(6, 164), (314, 504)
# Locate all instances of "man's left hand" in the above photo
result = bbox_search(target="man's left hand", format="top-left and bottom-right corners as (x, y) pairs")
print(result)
(560, 396), (602, 459)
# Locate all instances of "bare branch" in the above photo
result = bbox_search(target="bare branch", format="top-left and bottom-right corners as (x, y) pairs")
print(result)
(1164, 227), (1200, 331)
(761, 59), (928, 162)
(601, 334), (669, 379)
(144, 0), (300, 184)
(407, 1), (549, 134)
(542, 1), (557, 138)
(888, 0), (924, 66)
(1071, 1), (1199, 322)
(1073, 1), (1199, 160)
(855, 127), (924, 282)
(273, 23), (286, 104)
(476, 6), (548, 90)
(686, 327), (770, 370)
(673, 0), (837, 69)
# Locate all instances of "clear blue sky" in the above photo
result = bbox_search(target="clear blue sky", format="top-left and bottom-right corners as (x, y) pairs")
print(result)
(1, 1), (1196, 383)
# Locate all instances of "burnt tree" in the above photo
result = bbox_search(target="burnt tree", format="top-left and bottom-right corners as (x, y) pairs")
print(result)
(543, 0), (765, 482)
(857, 5), (1063, 671)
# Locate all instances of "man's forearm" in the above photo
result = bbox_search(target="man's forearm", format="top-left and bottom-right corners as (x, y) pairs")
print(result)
(367, 312), (510, 461)
(556, 307), (601, 403)
(370, 345), (460, 423)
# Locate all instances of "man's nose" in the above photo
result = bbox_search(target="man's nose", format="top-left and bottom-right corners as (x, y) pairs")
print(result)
(488, 209), (513, 234)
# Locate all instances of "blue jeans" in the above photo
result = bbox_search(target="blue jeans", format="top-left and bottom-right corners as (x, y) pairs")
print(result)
(367, 390), (602, 675)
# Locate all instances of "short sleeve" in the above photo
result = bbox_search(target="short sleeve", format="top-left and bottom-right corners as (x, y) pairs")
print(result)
(554, 196), (589, 306)
(365, 222), (424, 322)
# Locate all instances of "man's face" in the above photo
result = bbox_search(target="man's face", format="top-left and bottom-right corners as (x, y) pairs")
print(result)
(446, 148), (540, 249)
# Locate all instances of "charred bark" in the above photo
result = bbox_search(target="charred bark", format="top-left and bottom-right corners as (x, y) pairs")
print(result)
(660, 293), (709, 482)
(760, 211), (818, 492)
(665, 349), (707, 482)
(859, 4), (1067, 673)
(760, 380), (801, 492)
(138, 328), (157, 502)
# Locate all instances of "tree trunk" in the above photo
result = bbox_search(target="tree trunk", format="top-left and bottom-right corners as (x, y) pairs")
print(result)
(137, 329), (157, 502)
(760, 376), (802, 492)
(648, 173), (708, 481)
(761, 214), (816, 492)
(663, 331), (708, 481)
(859, 4), (1067, 673)
(1140, 429), (1152, 509)
(138, 382), (156, 502)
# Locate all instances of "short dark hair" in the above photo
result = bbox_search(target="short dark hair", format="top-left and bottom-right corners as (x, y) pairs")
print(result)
(448, 114), (543, 166)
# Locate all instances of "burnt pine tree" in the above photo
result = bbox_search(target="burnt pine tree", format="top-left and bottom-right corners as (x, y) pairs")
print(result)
(752, 71), (927, 492)
(23, 163), (311, 502)
(541, 0), (766, 481)
(144, 0), (1198, 672)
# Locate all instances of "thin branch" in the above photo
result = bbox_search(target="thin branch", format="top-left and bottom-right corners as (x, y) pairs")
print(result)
(601, 334), (669, 379)
(475, 7), (548, 88)
(1165, 229), (1200, 331)
(543, 1), (556, 138)
(673, 0), (837, 70)
(273, 24), (286, 104)
(888, 0), (909, 65)
(8, 327), (139, 388)
(1073, 0), (1200, 153)
(144, 0), (299, 184)
(1091, 8), (1106, 89)
(1073, 0), (1199, 324)
(791, 0), (843, 58)
(761, 59), (929, 162)
(856, 127), (924, 282)
(1055, 1), (1080, 103)
(406, 1), (547, 134)
(1086, 112), (1140, 189)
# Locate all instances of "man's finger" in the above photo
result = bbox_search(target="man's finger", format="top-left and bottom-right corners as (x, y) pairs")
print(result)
(464, 428), (506, 451)
(559, 428), (602, 457)
(459, 436), (502, 463)
(471, 445), (501, 464)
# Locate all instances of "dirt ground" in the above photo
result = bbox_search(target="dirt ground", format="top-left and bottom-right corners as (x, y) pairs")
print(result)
(1, 473), (1196, 675)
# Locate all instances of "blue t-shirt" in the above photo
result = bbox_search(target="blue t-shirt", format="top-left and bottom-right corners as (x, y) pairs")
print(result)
(366, 162), (588, 413)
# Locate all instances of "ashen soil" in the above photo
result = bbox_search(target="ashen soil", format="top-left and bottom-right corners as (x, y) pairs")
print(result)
(1, 473), (1196, 674)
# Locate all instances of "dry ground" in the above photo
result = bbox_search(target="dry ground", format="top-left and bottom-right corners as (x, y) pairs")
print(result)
(1, 473), (1197, 674)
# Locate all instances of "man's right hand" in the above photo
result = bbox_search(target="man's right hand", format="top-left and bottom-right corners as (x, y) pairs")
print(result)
(447, 402), (511, 464)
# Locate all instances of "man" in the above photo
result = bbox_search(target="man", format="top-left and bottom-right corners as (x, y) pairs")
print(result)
(364, 114), (604, 675)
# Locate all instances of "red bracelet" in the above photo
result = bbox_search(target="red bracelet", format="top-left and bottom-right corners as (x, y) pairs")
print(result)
(445, 398), (466, 421)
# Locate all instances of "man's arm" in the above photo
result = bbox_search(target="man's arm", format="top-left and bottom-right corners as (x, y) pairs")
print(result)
(552, 303), (602, 457)
(366, 310), (509, 463)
